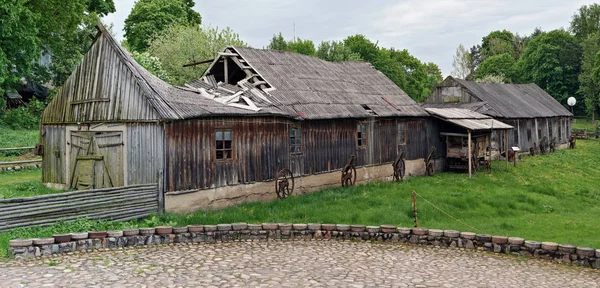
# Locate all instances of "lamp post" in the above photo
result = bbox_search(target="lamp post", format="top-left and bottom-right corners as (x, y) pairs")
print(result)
(568, 97), (576, 116)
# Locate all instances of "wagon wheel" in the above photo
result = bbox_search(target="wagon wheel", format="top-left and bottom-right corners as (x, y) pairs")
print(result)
(393, 151), (406, 182)
(275, 168), (294, 199)
(425, 146), (437, 176)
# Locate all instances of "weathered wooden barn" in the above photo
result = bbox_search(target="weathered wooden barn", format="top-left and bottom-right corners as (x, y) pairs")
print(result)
(424, 76), (573, 154)
(40, 25), (439, 213)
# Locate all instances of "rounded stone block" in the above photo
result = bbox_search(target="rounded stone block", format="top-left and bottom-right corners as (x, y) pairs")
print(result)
(71, 233), (89, 240)
(123, 229), (140, 236)
(321, 224), (336, 231)
(336, 224), (350, 232)
(577, 247), (596, 257)
(444, 230), (459, 238)
(139, 228), (156, 236)
(508, 237), (524, 245)
(217, 224), (232, 231)
(107, 231), (124, 238)
(475, 234), (492, 242)
(9, 239), (33, 247)
(203, 225), (217, 232)
(558, 244), (576, 254)
(366, 226), (381, 233)
(292, 224), (308, 230)
(53, 234), (72, 244)
(89, 231), (108, 239)
(172, 227), (189, 234)
(541, 242), (558, 251)
(247, 224), (263, 231)
(380, 225), (397, 233)
(524, 241), (541, 249)
(413, 228), (429, 236)
(278, 223), (292, 230)
(187, 225), (204, 233)
(491, 236), (508, 244)
(232, 223), (248, 231)
(428, 229), (443, 237)
(398, 228), (412, 235)
(307, 223), (321, 231)
(350, 225), (366, 232)
(33, 238), (55, 246)
(262, 223), (278, 230)
(155, 226), (173, 235)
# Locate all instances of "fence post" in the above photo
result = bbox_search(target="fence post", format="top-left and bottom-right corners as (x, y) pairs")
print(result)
(157, 169), (164, 215)
(412, 190), (418, 228)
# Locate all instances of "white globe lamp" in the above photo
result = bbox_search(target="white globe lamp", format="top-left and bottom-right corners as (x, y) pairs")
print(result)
(567, 97), (576, 115)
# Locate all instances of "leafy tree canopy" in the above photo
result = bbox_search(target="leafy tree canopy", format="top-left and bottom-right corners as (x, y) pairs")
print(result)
(481, 30), (518, 59)
(476, 53), (516, 82)
(147, 25), (246, 85)
(571, 3), (600, 41)
(344, 34), (380, 63)
(124, 0), (201, 52)
(518, 29), (582, 105)
(316, 41), (362, 62)
(578, 32), (600, 118)
(266, 33), (316, 56)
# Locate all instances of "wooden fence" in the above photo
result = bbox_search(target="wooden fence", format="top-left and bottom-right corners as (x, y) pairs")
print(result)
(0, 184), (159, 231)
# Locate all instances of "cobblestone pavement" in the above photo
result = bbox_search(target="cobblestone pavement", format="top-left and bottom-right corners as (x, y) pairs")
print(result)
(1, 241), (599, 287)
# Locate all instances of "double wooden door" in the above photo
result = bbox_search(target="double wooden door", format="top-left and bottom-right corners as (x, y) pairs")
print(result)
(69, 131), (124, 190)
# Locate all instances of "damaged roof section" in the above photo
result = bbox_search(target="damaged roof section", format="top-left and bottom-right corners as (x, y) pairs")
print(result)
(188, 46), (428, 120)
(425, 108), (513, 131)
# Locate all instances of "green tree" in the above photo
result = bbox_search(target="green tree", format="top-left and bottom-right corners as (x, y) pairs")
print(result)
(451, 44), (473, 79)
(579, 32), (600, 120)
(316, 41), (362, 62)
(0, 0), (40, 101)
(287, 38), (316, 56)
(475, 53), (516, 82)
(148, 25), (246, 85)
(571, 3), (600, 41)
(481, 30), (518, 59)
(518, 29), (582, 106)
(344, 34), (380, 63)
(124, 0), (201, 52)
(267, 33), (289, 51)
(131, 51), (173, 83)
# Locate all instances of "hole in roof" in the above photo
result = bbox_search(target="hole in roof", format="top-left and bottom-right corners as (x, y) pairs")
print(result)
(362, 104), (377, 116)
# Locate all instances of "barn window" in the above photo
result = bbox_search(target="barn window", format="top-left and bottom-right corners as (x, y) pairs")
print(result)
(527, 127), (532, 142)
(513, 129), (518, 145)
(357, 123), (368, 148)
(538, 127), (542, 140)
(558, 121), (562, 140)
(398, 123), (406, 144)
(215, 129), (233, 160)
(548, 121), (553, 139)
(290, 127), (301, 154)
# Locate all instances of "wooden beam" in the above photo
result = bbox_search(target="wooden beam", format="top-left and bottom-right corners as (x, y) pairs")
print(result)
(224, 57), (229, 84)
(505, 130), (509, 169)
(218, 52), (239, 57)
(0, 146), (35, 152)
(468, 130), (472, 178)
(183, 59), (215, 67)
(70, 98), (110, 105)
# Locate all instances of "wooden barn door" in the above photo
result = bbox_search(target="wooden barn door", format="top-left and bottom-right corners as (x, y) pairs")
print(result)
(69, 131), (124, 190)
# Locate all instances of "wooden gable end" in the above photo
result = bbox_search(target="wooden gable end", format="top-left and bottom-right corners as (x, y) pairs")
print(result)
(41, 33), (159, 124)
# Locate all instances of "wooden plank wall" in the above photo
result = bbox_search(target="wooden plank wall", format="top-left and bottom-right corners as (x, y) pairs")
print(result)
(41, 33), (159, 124)
(0, 184), (158, 232)
(126, 123), (164, 185)
(164, 117), (431, 192)
(41, 125), (66, 184)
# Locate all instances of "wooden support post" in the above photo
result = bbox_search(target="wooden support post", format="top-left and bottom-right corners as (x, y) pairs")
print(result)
(224, 57), (229, 84)
(468, 130), (472, 178)
(411, 190), (418, 228)
(514, 151), (518, 167)
(157, 169), (164, 215)
(505, 130), (509, 169)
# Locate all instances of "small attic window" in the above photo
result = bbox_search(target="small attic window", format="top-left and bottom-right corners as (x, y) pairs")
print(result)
(361, 104), (376, 116)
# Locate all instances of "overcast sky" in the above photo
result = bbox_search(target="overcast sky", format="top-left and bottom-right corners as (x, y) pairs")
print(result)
(103, 0), (595, 75)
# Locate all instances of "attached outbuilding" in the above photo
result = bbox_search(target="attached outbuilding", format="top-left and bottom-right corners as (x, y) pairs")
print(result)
(424, 76), (573, 154)
(40, 25), (439, 213)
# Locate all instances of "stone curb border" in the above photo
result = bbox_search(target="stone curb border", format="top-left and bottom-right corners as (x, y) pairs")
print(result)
(0, 164), (41, 173)
(8, 224), (600, 269)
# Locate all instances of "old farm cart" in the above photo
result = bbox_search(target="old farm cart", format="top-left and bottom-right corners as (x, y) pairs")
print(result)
(424, 108), (513, 177)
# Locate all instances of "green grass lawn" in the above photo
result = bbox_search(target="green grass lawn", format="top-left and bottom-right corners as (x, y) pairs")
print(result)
(572, 118), (598, 131)
(0, 128), (40, 162)
(0, 169), (64, 199)
(0, 140), (599, 258)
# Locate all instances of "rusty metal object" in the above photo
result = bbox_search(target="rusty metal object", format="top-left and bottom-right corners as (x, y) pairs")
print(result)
(539, 136), (548, 154)
(341, 155), (357, 187)
(392, 151), (406, 182)
(275, 168), (294, 199)
(425, 146), (436, 176)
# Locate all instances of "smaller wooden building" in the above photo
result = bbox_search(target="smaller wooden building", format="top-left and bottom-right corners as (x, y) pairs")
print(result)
(424, 77), (573, 154)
